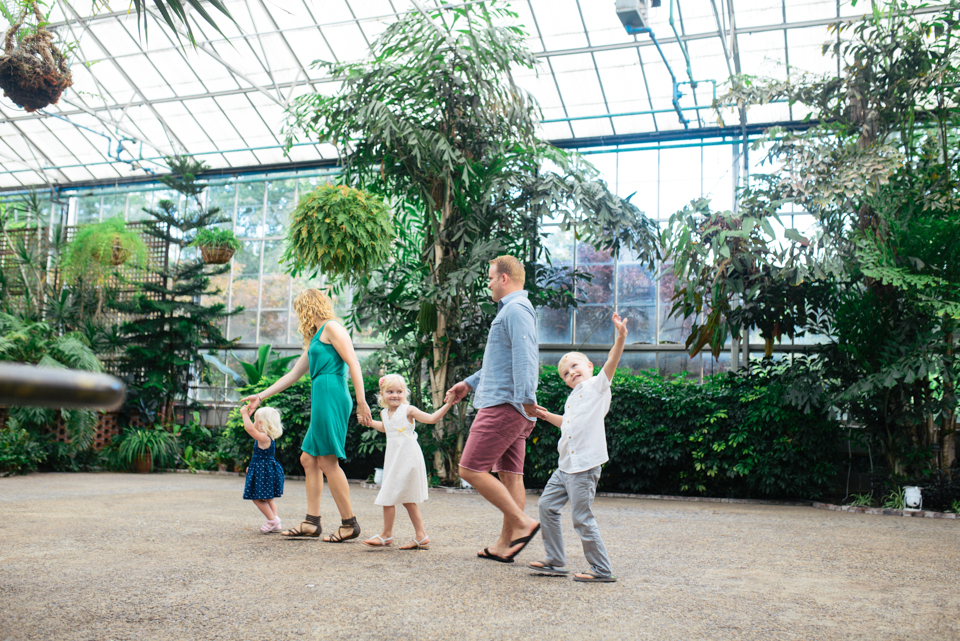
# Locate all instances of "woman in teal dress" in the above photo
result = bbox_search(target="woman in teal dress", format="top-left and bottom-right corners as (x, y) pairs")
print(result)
(240, 288), (372, 542)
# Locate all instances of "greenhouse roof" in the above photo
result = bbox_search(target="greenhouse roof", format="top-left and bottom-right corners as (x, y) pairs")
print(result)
(0, 0), (943, 190)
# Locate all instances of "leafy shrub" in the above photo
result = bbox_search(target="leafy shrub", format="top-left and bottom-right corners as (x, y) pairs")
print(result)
(0, 427), (47, 476)
(189, 227), (241, 251)
(219, 374), (383, 478)
(525, 364), (843, 500)
(282, 184), (394, 283)
(60, 217), (149, 283)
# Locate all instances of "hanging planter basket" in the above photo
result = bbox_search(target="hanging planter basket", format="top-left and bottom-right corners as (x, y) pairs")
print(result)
(0, 2), (73, 112)
(91, 236), (131, 266)
(199, 245), (236, 265)
(282, 184), (395, 282)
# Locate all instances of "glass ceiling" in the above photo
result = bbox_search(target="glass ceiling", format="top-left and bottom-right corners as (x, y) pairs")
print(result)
(0, 0), (924, 190)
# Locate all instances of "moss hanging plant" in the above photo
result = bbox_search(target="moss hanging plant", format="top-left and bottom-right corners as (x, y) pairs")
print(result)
(282, 184), (394, 281)
(189, 227), (241, 264)
(61, 217), (149, 284)
(0, 1), (73, 112)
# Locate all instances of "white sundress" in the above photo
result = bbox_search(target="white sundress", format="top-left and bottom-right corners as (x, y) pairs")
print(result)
(375, 404), (429, 506)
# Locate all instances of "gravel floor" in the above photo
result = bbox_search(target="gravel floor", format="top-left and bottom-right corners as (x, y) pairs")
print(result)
(1, 472), (959, 641)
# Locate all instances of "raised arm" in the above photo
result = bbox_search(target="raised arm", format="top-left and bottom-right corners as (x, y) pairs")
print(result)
(602, 313), (629, 382)
(407, 401), (454, 425)
(239, 350), (309, 411)
(240, 404), (271, 448)
(326, 321), (372, 425)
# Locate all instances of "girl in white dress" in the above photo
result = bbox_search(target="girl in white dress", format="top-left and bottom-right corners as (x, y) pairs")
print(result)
(360, 374), (453, 550)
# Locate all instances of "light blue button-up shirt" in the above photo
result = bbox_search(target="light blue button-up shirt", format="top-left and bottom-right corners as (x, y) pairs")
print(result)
(464, 290), (539, 420)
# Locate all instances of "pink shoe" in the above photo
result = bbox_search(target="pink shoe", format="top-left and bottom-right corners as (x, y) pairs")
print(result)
(261, 517), (281, 534)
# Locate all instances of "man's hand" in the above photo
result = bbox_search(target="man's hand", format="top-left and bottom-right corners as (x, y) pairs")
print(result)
(531, 405), (550, 420)
(522, 403), (538, 418)
(444, 381), (471, 404)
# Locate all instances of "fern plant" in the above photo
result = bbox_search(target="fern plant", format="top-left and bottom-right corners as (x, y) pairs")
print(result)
(282, 184), (394, 283)
(60, 217), (149, 284)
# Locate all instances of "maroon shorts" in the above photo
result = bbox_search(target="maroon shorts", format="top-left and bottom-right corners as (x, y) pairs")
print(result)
(459, 404), (536, 475)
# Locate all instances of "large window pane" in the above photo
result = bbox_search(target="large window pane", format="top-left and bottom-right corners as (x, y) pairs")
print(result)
(230, 275), (260, 309)
(575, 305), (613, 344)
(540, 226), (574, 264)
(76, 195), (99, 224)
(659, 352), (701, 378)
(617, 263), (655, 305)
(538, 307), (572, 343)
(578, 264), (614, 305)
(207, 183), (237, 224)
(236, 181), (265, 238)
(259, 273), (291, 308)
(265, 178), (297, 237)
(259, 310), (289, 344)
(228, 311), (257, 342)
(617, 352), (657, 375)
(235, 240), (262, 275)
(618, 305), (655, 345)
(100, 193), (127, 220)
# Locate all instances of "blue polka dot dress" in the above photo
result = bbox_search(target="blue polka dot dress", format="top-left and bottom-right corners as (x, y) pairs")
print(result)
(243, 440), (284, 500)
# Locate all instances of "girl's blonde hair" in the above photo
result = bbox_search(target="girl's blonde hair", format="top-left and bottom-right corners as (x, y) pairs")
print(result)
(293, 288), (336, 347)
(254, 407), (283, 439)
(376, 374), (409, 408)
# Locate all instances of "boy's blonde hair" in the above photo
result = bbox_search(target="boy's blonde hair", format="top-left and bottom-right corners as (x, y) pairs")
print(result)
(489, 255), (525, 287)
(557, 351), (592, 374)
(254, 407), (283, 439)
(376, 374), (409, 408)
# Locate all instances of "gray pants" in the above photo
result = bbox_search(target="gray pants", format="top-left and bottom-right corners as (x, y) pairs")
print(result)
(537, 466), (612, 576)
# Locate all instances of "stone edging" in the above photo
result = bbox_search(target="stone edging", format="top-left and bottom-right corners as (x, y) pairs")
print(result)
(812, 502), (959, 519)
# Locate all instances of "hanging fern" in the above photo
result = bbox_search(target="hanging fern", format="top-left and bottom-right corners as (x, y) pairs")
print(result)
(282, 184), (394, 282)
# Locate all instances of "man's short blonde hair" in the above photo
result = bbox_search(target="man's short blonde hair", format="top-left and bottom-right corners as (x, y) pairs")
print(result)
(489, 255), (525, 287)
(557, 352), (592, 375)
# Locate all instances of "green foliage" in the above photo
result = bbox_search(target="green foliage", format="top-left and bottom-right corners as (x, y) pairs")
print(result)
(202, 344), (296, 386)
(110, 156), (239, 424)
(189, 227), (241, 251)
(285, 1), (659, 481)
(112, 426), (178, 471)
(847, 493), (874, 507)
(60, 217), (149, 284)
(218, 374), (383, 478)
(0, 427), (46, 476)
(283, 184), (394, 284)
(129, 0), (235, 46)
(526, 364), (843, 499)
(880, 486), (906, 510)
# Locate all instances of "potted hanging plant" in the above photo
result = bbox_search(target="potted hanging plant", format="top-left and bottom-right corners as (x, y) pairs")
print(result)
(61, 217), (149, 283)
(189, 227), (241, 265)
(115, 426), (178, 473)
(281, 184), (394, 282)
(0, 0), (73, 112)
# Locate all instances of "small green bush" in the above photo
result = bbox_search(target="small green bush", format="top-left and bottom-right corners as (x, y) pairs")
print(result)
(0, 427), (47, 476)
(525, 365), (843, 500)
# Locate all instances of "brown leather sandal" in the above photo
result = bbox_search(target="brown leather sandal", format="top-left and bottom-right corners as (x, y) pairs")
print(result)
(281, 514), (321, 538)
(323, 516), (360, 542)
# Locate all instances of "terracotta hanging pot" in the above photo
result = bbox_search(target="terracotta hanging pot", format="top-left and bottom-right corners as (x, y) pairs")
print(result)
(199, 245), (236, 265)
(0, 2), (73, 112)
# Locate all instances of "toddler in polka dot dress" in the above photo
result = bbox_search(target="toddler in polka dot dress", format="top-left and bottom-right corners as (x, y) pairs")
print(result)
(240, 404), (285, 534)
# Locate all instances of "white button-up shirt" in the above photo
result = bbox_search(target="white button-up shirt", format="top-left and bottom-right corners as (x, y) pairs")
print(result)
(557, 371), (611, 473)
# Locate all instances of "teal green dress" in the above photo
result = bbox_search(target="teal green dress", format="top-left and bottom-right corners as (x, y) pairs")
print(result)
(302, 322), (351, 459)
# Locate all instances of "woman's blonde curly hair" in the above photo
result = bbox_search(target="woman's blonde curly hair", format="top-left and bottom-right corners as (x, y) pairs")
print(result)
(294, 288), (336, 346)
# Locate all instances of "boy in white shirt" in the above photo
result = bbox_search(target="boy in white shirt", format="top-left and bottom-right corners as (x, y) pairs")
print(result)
(530, 312), (627, 583)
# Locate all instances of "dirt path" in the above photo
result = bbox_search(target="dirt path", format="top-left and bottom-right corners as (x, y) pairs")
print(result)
(1, 473), (958, 640)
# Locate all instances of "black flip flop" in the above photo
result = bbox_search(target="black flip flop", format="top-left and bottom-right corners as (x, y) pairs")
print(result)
(505, 523), (541, 561)
(477, 547), (514, 563)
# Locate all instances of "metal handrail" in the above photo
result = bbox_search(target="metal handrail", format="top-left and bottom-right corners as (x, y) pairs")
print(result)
(0, 362), (125, 410)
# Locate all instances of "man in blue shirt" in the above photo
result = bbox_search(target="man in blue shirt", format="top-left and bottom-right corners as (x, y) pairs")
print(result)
(445, 255), (541, 562)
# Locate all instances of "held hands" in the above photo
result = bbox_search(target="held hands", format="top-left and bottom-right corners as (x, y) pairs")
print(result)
(531, 405), (551, 420)
(356, 400), (373, 426)
(612, 312), (629, 339)
(239, 403), (251, 417)
(444, 381), (471, 404)
(239, 394), (261, 412)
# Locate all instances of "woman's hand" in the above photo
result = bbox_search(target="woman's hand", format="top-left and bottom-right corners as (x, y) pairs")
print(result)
(239, 394), (261, 412)
(356, 400), (373, 426)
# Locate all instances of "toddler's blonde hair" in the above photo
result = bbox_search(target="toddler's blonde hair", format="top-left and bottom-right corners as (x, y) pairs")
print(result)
(376, 374), (409, 408)
(254, 407), (283, 439)
(557, 351), (592, 375)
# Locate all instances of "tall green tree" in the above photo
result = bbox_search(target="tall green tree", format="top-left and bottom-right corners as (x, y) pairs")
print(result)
(285, 2), (659, 480)
(666, 0), (960, 475)
(112, 157), (239, 425)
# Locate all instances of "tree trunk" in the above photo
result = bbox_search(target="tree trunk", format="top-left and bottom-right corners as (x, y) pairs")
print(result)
(429, 176), (454, 482)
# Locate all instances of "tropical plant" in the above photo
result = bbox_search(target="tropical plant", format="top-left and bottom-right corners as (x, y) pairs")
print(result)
(60, 216), (149, 284)
(202, 344), (298, 386)
(285, 1), (659, 481)
(283, 184), (394, 284)
(189, 227), (241, 251)
(0, 426), (46, 475)
(111, 156), (240, 425)
(665, 0), (960, 477)
(881, 487), (906, 510)
(0, 311), (102, 451)
(113, 426), (178, 472)
(129, 0), (234, 46)
(847, 493), (874, 507)
(0, 0), (72, 112)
